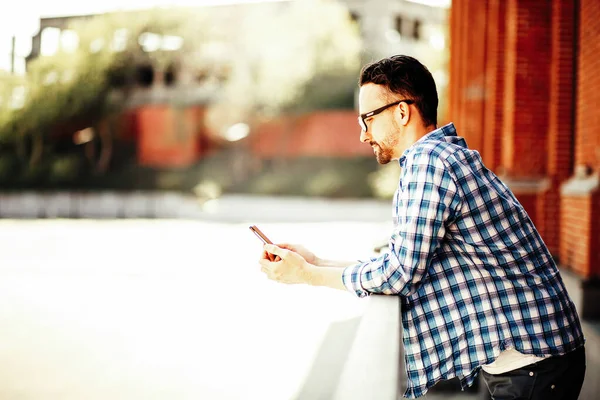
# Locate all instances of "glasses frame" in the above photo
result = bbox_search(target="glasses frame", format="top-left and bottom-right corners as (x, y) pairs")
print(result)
(358, 99), (415, 132)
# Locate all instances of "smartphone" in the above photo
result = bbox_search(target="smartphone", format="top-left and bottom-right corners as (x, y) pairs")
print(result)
(249, 225), (280, 261)
(249, 225), (273, 244)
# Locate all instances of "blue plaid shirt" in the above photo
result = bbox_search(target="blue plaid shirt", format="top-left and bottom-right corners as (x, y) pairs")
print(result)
(342, 123), (585, 398)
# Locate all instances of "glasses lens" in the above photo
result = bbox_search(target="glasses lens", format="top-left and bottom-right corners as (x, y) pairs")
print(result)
(358, 116), (366, 132)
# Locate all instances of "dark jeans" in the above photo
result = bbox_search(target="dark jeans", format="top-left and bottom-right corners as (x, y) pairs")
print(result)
(481, 346), (586, 400)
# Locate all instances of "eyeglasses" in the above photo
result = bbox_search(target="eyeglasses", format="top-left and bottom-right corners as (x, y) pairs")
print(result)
(358, 99), (414, 133)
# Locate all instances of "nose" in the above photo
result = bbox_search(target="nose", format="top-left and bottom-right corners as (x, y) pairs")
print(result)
(360, 129), (370, 143)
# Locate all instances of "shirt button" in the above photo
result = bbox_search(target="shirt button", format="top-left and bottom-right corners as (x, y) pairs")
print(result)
(551, 385), (556, 390)
(529, 372), (534, 377)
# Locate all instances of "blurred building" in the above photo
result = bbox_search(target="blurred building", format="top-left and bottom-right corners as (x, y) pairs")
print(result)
(20, 0), (449, 168)
(341, 0), (448, 60)
(23, 3), (293, 169)
(449, 0), (600, 305)
(25, 1), (448, 68)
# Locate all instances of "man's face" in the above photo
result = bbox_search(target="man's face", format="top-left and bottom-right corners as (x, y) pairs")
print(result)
(358, 84), (404, 164)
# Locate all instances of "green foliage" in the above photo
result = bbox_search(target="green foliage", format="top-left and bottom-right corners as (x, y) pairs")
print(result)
(0, 153), (19, 184)
(49, 155), (83, 183)
(203, 0), (362, 132)
(239, 0), (361, 111)
(1, 8), (208, 142)
(2, 1), (361, 138)
(0, 72), (25, 141)
(226, 157), (377, 198)
(0, 1), (363, 191)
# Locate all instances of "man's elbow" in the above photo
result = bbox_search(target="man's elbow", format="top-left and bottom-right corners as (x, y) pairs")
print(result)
(364, 264), (409, 296)
(383, 262), (425, 297)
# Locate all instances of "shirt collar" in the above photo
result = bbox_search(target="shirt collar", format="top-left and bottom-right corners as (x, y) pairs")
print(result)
(398, 122), (457, 167)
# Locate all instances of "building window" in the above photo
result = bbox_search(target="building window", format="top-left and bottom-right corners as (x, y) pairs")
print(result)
(111, 29), (128, 52)
(165, 64), (176, 86)
(60, 30), (79, 53)
(395, 16), (404, 36)
(413, 20), (422, 40)
(136, 65), (154, 87)
(41, 27), (61, 56)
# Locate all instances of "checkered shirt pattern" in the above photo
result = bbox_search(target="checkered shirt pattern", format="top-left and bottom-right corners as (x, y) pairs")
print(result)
(342, 123), (585, 398)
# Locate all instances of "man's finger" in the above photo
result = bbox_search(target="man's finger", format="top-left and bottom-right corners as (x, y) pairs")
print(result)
(259, 249), (277, 262)
(264, 244), (288, 259)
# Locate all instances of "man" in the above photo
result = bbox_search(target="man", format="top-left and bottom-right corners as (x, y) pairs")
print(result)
(258, 55), (586, 399)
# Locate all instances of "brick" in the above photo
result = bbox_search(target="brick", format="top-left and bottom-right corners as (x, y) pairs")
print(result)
(449, 0), (600, 276)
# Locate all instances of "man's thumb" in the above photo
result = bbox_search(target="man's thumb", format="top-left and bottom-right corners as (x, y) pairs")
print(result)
(264, 244), (283, 257)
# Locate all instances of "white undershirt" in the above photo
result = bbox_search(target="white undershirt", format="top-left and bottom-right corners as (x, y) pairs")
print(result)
(481, 348), (549, 374)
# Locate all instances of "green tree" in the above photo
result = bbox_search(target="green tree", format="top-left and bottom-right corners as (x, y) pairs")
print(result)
(202, 0), (362, 134)
(0, 0), (362, 187)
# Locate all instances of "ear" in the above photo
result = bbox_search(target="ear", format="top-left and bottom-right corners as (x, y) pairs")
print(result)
(396, 102), (411, 126)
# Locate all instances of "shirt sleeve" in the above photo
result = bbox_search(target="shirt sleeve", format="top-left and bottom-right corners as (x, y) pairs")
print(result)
(342, 152), (459, 297)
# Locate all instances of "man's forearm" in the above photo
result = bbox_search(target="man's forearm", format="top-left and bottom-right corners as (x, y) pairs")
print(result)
(316, 258), (358, 268)
(306, 264), (348, 291)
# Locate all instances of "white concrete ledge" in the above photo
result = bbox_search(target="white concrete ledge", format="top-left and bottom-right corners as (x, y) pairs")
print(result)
(0, 191), (190, 219)
(0, 192), (392, 222)
(333, 294), (403, 400)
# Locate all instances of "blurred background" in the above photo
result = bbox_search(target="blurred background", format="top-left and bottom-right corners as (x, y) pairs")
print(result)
(0, 0), (449, 200)
(1, 0), (600, 399)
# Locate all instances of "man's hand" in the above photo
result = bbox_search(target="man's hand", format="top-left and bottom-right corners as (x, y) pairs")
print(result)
(258, 244), (349, 292)
(259, 244), (313, 285)
(259, 242), (360, 270)
(275, 243), (319, 265)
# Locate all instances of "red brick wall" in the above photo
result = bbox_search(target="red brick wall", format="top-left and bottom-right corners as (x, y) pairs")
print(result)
(560, 196), (590, 276)
(449, 0), (465, 134)
(483, 0), (506, 171)
(498, 0), (554, 252)
(536, 181), (559, 254)
(575, 0), (600, 170)
(540, 0), (578, 255)
(448, 0), (459, 119)
(560, 194), (600, 278)
(560, 0), (600, 277)
(501, 0), (552, 178)
(517, 194), (538, 229)
(137, 106), (201, 168)
(449, 0), (597, 266)
(461, 1), (488, 153)
(450, 1), (487, 153)
(548, 0), (576, 181)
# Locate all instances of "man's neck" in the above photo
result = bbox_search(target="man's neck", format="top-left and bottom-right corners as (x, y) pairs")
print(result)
(410, 124), (437, 143)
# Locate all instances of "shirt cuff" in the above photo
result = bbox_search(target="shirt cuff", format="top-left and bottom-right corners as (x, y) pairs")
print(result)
(357, 255), (380, 264)
(342, 262), (371, 298)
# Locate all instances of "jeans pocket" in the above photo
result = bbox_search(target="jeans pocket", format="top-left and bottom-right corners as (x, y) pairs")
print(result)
(482, 368), (537, 400)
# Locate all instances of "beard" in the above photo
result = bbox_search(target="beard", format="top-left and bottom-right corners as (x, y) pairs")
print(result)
(371, 142), (394, 164)
(371, 120), (401, 164)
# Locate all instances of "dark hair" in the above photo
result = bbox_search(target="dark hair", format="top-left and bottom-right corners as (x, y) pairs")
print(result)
(359, 55), (438, 127)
